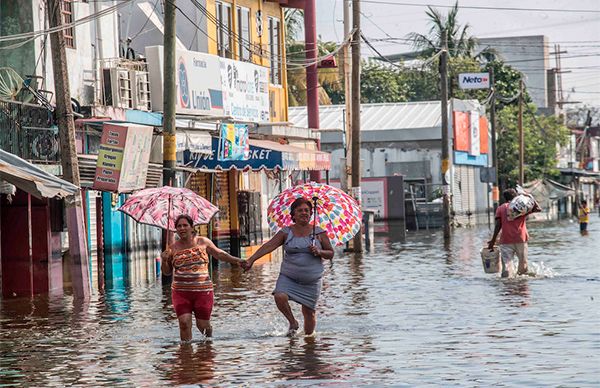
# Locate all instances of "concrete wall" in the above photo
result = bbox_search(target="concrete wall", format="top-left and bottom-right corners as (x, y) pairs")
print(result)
(0, 0), (36, 78)
(478, 35), (549, 109)
(119, 0), (209, 57)
(28, 0), (120, 106)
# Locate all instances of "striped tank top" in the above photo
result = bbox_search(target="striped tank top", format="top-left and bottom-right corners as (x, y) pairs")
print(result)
(171, 245), (213, 292)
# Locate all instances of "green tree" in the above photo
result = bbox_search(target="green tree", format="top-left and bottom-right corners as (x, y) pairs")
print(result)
(407, 1), (482, 58)
(359, 62), (409, 104)
(496, 105), (569, 189)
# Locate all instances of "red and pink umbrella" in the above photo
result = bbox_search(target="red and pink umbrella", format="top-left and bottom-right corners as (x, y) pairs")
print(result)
(267, 182), (362, 246)
(118, 186), (218, 231)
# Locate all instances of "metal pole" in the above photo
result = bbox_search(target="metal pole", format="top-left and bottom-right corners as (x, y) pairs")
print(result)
(518, 78), (524, 186)
(343, 0), (352, 193)
(490, 67), (499, 208)
(163, 0), (177, 187)
(305, 0), (321, 182)
(440, 30), (451, 239)
(351, 0), (363, 252)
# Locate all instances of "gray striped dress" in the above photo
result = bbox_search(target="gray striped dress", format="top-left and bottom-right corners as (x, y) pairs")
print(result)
(273, 226), (325, 310)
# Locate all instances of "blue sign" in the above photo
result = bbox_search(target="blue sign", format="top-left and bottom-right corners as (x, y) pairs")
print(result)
(184, 137), (295, 171)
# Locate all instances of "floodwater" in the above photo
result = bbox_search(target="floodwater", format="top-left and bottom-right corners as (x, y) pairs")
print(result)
(1, 220), (599, 386)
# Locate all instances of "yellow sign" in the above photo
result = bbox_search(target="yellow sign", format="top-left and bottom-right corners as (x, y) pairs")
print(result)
(163, 134), (177, 161)
(441, 159), (450, 173)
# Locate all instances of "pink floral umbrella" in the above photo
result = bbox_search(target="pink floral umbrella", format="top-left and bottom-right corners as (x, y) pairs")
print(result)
(118, 186), (218, 231)
(267, 182), (362, 246)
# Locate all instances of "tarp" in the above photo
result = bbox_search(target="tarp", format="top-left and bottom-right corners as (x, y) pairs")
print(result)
(524, 179), (575, 208)
(183, 137), (330, 171)
(0, 149), (79, 199)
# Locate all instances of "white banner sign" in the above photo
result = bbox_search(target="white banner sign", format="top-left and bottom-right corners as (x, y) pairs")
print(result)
(220, 58), (270, 123)
(469, 111), (480, 156)
(458, 72), (490, 90)
(145, 46), (224, 116)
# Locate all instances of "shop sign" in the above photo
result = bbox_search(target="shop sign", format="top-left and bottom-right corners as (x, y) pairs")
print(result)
(220, 58), (270, 123)
(145, 46), (224, 116)
(93, 123), (153, 192)
(458, 72), (490, 89)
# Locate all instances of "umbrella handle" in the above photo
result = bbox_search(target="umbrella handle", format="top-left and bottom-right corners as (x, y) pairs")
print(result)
(311, 196), (318, 245)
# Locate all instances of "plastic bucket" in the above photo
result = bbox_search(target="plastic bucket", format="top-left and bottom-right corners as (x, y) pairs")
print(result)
(480, 247), (500, 273)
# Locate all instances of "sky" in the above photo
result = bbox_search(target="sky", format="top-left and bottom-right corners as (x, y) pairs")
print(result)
(312, 0), (600, 106)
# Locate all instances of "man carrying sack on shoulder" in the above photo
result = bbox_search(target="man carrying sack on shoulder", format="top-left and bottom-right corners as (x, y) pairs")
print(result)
(488, 188), (541, 278)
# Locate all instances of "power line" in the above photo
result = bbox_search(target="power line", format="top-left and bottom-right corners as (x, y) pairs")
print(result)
(358, 0), (600, 14)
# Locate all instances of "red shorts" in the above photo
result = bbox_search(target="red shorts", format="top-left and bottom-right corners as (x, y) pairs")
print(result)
(171, 289), (214, 320)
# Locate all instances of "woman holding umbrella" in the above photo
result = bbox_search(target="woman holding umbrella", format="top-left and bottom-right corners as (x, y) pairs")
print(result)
(162, 214), (244, 342)
(243, 197), (334, 336)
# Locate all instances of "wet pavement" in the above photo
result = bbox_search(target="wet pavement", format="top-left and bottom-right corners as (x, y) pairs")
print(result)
(1, 220), (599, 386)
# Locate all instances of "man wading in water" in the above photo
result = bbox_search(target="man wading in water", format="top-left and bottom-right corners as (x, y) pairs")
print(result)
(488, 188), (541, 277)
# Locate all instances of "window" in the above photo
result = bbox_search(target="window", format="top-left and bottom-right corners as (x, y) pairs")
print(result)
(236, 6), (251, 61)
(268, 17), (281, 84)
(61, 0), (75, 48)
(216, 2), (233, 58)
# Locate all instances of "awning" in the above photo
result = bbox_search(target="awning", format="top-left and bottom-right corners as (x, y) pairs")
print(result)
(176, 131), (212, 154)
(0, 149), (79, 199)
(183, 137), (330, 171)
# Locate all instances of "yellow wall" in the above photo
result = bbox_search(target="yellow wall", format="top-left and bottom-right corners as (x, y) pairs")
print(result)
(205, 0), (288, 122)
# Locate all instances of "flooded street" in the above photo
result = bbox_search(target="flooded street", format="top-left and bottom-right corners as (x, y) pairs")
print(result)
(1, 221), (599, 386)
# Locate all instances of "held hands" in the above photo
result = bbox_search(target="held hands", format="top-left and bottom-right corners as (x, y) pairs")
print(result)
(487, 240), (495, 251)
(240, 259), (253, 272)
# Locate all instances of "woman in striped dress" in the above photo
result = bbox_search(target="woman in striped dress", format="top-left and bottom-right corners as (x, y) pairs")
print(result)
(161, 214), (244, 342)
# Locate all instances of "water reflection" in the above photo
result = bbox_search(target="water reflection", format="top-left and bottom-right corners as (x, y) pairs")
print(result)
(161, 342), (215, 385)
(497, 279), (531, 308)
(276, 336), (340, 381)
(0, 222), (598, 386)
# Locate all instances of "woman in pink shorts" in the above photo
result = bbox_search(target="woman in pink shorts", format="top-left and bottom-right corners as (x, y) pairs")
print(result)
(161, 214), (244, 342)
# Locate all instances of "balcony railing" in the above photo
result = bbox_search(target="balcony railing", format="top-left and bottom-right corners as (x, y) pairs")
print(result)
(0, 99), (60, 163)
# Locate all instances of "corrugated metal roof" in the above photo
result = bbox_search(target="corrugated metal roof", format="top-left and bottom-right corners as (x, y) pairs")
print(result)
(288, 101), (443, 131)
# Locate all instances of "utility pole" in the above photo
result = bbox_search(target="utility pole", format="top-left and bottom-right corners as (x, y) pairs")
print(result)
(518, 78), (524, 186)
(341, 0), (352, 194)
(490, 67), (499, 209)
(351, 0), (362, 252)
(440, 30), (451, 239)
(163, 0), (177, 187)
(47, 0), (89, 298)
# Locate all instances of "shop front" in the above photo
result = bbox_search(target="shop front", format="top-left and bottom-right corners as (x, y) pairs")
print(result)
(183, 136), (330, 259)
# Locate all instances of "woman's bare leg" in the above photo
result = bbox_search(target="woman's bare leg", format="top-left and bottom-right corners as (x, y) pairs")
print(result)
(274, 292), (298, 333)
(178, 313), (193, 342)
(301, 305), (316, 335)
(196, 319), (213, 337)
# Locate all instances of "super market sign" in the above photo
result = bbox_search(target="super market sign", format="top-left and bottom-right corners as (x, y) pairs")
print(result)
(458, 73), (490, 90)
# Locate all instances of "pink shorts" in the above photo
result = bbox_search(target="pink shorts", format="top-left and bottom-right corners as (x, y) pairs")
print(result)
(172, 289), (214, 320)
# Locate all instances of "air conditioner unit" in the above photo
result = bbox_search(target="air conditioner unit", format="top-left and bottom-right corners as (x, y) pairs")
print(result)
(130, 70), (151, 111)
(102, 67), (133, 109)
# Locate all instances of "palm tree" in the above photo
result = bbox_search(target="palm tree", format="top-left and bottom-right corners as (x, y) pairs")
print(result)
(407, 1), (483, 58)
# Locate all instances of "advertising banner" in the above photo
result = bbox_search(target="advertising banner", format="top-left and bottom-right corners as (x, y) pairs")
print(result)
(220, 58), (270, 123)
(93, 123), (153, 192)
(145, 46), (224, 116)
(218, 123), (249, 161)
(469, 111), (480, 156)
(458, 72), (490, 90)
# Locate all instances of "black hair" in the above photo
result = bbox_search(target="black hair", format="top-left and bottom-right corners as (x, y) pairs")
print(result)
(503, 188), (517, 202)
(290, 197), (313, 222)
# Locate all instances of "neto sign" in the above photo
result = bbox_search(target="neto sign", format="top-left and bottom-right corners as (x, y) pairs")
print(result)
(458, 72), (490, 90)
